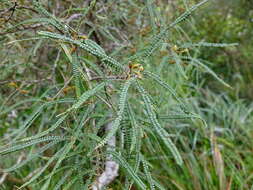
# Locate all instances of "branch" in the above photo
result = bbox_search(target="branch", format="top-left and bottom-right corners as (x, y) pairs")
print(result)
(92, 120), (119, 190)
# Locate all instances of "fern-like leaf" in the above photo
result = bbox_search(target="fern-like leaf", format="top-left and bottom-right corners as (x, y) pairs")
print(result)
(182, 42), (238, 48)
(169, 0), (209, 28)
(0, 136), (67, 156)
(141, 154), (155, 190)
(109, 150), (146, 190)
(135, 81), (183, 165)
(126, 102), (138, 153)
(37, 31), (124, 70)
(21, 114), (68, 142)
(66, 82), (106, 112)
(95, 78), (135, 150)
(142, 0), (209, 58)
(32, 0), (71, 34)
(181, 56), (231, 88)
(144, 71), (188, 112)
(3, 140), (60, 172)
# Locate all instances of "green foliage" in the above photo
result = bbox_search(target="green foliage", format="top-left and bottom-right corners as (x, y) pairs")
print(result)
(37, 31), (124, 70)
(0, 136), (67, 156)
(140, 154), (155, 190)
(66, 82), (106, 112)
(135, 81), (183, 165)
(0, 0), (252, 190)
(187, 0), (253, 99)
(95, 78), (135, 150)
(3, 141), (60, 172)
(109, 150), (146, 189)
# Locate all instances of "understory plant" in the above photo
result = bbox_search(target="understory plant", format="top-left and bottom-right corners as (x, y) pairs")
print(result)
(0, 0), (241, 189)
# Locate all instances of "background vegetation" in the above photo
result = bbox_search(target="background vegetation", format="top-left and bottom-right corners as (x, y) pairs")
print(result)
(0, 0), (252, 190)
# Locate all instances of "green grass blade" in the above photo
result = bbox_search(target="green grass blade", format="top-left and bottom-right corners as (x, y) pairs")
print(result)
(3, 141), (60, 172)
(19, 146), (66, 189)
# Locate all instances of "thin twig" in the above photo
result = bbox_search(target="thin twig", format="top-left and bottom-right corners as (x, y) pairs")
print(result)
(0, 78), (51, 85)
(66, 14), (83, 24)
(90, 76), (127, 81)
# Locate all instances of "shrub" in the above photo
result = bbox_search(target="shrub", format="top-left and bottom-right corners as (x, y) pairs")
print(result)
(0, 0), (244, 189)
